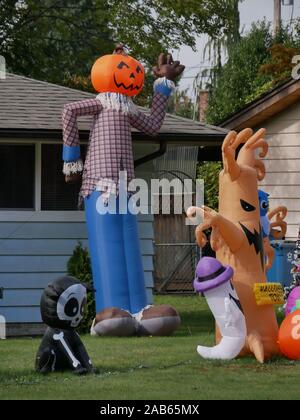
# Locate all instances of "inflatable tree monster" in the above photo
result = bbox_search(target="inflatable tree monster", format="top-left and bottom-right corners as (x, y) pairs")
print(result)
(188, 128), (282, 363)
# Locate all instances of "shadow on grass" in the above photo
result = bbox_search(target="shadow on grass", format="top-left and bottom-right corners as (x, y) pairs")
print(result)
(0, 359), (195, 388)
(177, 310), (215, 337)
(0, 368), (45, 386)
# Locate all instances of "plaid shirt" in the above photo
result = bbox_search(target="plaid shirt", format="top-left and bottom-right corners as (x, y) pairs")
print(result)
(62, 92), (168, 199)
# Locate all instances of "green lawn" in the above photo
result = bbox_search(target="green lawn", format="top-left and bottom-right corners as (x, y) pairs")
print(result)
(0, 295), (299, 400)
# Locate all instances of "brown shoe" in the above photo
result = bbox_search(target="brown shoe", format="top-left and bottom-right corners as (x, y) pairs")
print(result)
(134, 305), (181, 336)
(91, 307), (137, 336)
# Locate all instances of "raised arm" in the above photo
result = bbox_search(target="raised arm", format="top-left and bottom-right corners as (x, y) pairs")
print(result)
(62, 98), (102, 181)
(129, 53), (185, 135)
(129, 87), (171, 135)
(187, 206), (245, 253)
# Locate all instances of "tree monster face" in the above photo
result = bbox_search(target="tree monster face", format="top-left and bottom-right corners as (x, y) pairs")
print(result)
(91, 54), (145, 97)
(219, 168), (265, 269)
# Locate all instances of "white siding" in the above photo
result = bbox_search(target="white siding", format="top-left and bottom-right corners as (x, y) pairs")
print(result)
(0, 141), (156, 324)
(258, 101), (300, 240)
(0, 216), (155, 323)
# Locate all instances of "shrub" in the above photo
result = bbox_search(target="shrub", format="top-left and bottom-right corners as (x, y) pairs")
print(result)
(197, 161), (222, 258)
(197, 161), (222, 210)
(67, 242), (95, 334)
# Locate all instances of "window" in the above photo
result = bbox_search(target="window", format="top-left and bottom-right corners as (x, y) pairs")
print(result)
(0, 144), (35, 209)
(0, 142), (86, 212)
(41, 144), (86, 211)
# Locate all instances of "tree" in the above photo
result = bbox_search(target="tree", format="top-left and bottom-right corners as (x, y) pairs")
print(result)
(1, 0), (257, 111)
(202, 0), (243, 70)
(107, 0), (244, 65)
(1, 0), (114, 86)
(259, 43), (300, 84)
(205, 22), (275, 124)
(167, 88), (195, 119)
(204, 18), (300, 125)
(1, 1), (247, 90)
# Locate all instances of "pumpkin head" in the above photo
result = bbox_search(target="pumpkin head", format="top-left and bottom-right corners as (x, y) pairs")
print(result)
(91, 54), (145, 97)
(278, 309), (300, 360)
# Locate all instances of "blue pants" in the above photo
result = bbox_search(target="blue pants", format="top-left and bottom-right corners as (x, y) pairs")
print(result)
(84, 191), (148, 314)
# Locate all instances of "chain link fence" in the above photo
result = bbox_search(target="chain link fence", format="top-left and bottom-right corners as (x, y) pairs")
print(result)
(154, 243), (201, 294)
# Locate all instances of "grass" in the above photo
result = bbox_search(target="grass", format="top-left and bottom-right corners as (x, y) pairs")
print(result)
(0, 295), (299, 400)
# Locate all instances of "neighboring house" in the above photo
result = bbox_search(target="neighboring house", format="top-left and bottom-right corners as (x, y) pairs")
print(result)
(0, 73), (227, 335)
(220, 78), (300, 241)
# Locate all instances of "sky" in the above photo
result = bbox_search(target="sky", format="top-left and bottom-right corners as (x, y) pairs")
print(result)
(176, 0), (300, 94)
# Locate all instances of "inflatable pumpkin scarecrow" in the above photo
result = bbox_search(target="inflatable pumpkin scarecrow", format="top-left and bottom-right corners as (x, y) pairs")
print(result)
(188, 128), (286, 363)
(62, 45), (184, 336)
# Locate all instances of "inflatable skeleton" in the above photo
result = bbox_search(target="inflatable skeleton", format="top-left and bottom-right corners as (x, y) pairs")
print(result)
(36, 277), (94, 374)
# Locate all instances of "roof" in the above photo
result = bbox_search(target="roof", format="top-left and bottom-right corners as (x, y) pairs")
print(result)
(0, 73), (227, 145)
(220, 78), (300, 130)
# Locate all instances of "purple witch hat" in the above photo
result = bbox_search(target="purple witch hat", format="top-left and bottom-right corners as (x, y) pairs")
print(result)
(193, 257), (234, 293)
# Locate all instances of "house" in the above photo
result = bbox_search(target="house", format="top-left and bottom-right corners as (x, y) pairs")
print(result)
(220, 78), (300, 241)
(0, 73), (227, 335)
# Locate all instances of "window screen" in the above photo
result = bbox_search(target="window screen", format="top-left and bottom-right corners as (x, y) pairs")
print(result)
(41, 144), (86, 211)
(0, 144), (35, 209)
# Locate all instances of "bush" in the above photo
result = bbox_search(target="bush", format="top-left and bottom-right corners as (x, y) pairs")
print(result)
(197, 161), (222, 210)
(197, 161), (222, 258)
(67, 242), (95, 334)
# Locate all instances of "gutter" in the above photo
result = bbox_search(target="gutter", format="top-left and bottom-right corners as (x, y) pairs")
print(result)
(0, 128), (227, 146)
(134, 141), (167, 168)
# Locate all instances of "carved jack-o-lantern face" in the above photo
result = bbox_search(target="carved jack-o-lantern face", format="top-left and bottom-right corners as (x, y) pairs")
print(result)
(91, 54), (145, 97)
